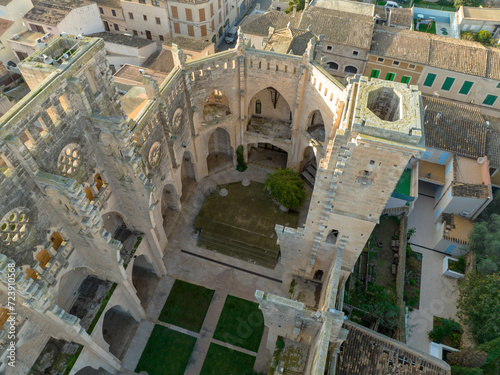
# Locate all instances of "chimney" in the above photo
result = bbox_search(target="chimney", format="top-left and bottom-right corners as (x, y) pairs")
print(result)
(292, 5), (297, 17)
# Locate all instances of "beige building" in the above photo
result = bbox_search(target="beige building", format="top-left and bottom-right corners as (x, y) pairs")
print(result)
(95, 0), (126, 34)
(458, 6), (500, 37)
(0, 0), (34, 73)
(22, 0), (105, 36)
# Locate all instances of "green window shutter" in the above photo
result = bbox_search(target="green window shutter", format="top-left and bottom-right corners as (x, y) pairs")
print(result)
(483, 95), (498, 106)
(441, 77), (455, 91)
(401, 76), (411, 84)
(386, 73), (395, 81)
(496, 82), (500, 88)
(370, 69), (380, 78)
(459, 81), (474, 95)
(423, 73), (437, 87)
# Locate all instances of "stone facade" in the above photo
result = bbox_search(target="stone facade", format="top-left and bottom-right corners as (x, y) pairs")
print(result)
(0, 30), (438, 374)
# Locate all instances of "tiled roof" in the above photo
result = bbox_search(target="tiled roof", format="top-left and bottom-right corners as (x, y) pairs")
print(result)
(299, 6), (374, 49)
(486, 129), (500, 168)
(240, 11), (301, 37)
(452, 183), (490, 199)
(163, 35), (212, 52)
(389, 8), (412, 28)
(288, 30), (315, 56)
(371, 25), (499, 78)
(93, 0), (121, 7)
(24, 0), (93, 25)
(371, 26), (430, 64)
(263, 28), (315, 56)
(422, 97), (487, 159)
(148, 49), (175, 75)
(88, 32), (155, 48)
(0, 18), (14, 37)
(429, 37), (488, 77)
(0, 0), (12, 5)
(337, 321), (450, 375)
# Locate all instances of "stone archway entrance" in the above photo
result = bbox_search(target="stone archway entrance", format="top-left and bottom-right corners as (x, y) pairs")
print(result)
(132, 254), (159, 308)
(102, 305), (139, 359)
(300, 146), (317, 188)
(207, 127), (233, 173)
(247, 143), (287, 169)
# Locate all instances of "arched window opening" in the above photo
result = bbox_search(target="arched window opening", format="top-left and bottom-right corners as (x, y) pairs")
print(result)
(314, 270), (324, 281)
(84, 186), (94, 202)
(50, 231), (64, 250)
(94, 173), (104, 190)
(327, 62), (339, 70)
(326, 229), (339, 244)
(344, 66), (358, 74)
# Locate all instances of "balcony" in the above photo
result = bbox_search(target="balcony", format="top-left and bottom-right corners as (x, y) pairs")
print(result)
(418, 160), (446, 185)
(247, 116), (292, 141)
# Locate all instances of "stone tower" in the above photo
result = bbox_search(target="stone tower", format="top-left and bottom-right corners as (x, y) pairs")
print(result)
(256, 76), (424, 375)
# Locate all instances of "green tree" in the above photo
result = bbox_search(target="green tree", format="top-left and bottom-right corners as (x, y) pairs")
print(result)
(454, 0), (482, 7)
(461, 31), (476, 41)
(236, 145), (247, 172)
(476, 30), (493, 45)
(265, 168), (307, 210)
(285, 0), (305, 13)
(457, 272), (500, 344)
(469, 214), (500, 273)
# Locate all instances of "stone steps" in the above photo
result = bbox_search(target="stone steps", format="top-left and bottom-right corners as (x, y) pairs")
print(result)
(301, 163), (317, 188)
(197, 230), (278, 269)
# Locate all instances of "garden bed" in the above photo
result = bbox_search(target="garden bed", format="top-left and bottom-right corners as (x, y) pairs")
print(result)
(404, 250), (422, 311)
(429, 317), (463, 349)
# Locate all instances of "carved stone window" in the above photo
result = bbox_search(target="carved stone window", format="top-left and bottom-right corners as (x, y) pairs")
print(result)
(57, 144), (82, 177)
(148, 142), (161, 166)
(1, 208), (30, 246)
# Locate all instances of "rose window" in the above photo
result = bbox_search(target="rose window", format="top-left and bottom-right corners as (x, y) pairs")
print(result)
(148, 142), (161, 166)
(1, 208), (30, 246)
(57, 144), (82, 177)
(172, 108), (183, 129)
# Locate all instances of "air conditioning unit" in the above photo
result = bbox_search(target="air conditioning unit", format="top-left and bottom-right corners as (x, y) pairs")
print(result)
(12, 34), (19, 40)
(460, 211), (470, 217)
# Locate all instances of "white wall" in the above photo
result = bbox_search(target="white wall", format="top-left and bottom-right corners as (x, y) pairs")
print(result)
(59, 4), (105, 35)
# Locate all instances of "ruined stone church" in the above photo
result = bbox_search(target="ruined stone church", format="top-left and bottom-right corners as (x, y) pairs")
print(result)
(0, 30), (449, 374)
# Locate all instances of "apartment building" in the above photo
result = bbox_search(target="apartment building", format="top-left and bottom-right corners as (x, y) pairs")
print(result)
(0, 0), (33, 74)
(95, 0), (126, 33)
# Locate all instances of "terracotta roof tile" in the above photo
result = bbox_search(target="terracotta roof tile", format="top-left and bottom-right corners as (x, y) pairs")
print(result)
(24, 0), (93, 25)
(486, 129), (500, 168)
(299, 7), (374, 49)
(422, 97), (487, 158)
(240, 10), (301, 37)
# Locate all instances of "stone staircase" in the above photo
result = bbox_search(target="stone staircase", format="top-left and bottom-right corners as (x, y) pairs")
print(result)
(301, 161), (317, 188)
(197, 230), (278, 269)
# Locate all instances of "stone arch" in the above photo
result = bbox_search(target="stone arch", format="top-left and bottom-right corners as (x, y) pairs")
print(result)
(306, 110), (326, 146)
(162, 183), (180, 236)
(102, 305), (139, 359)
(248, 86), (292, 121)
(207, 127), (233, 173)
(300, 146), (317, 188)
(326, 61), (339, 71)
(247, 142), (288, 169)
(102, 211), (128, 240)
(57, 143), (82, 177)
(57, 266), (98, 311)
(181, 151), (196, 201)
(344, 65), (358, 74)
(203, 89), (231, 122)
(75, 366), (102, 374)
(132, 254), (159, 308)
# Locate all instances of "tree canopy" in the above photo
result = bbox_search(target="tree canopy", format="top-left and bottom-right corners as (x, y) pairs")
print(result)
(457, 272), (500, 344)
(265, 168), (307, 210)
(285, 0), (305, 14)
(454, 0), (483, 8)
(469, 213), (500, 274)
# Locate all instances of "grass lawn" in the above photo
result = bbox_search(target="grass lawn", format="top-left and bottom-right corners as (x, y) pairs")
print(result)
(158, 279), (215, 332)
(213, 295), (265, 352)
(414, 20), (437, 35)
(135, 325), (196, 375)
(194, 181), (299, 253)
(200, 343), (256, 375)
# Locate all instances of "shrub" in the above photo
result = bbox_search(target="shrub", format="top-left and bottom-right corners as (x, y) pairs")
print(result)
(264, 168), (306, 209)
(447, 349), (488, 368)
(236, 145), (247, 172)
(476, 258), (498, 275)
(449, 256), (466, 274)
(476, 30), (493, 45)
(409, 279), (416, 286)
(450, 366), (483, 375)
(428, 317), (463, 347)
